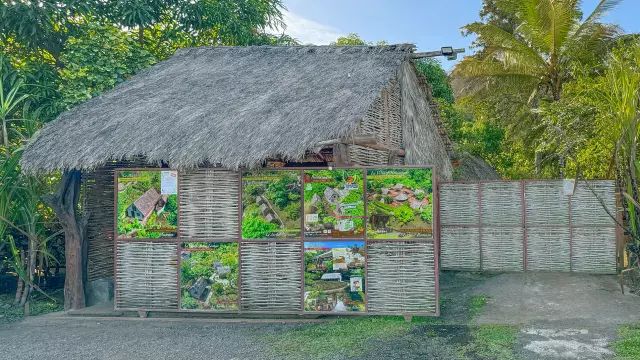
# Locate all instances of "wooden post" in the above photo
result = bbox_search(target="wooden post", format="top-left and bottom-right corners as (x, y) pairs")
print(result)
(332, 144), (350, 165)
(44, 170), (89, 310)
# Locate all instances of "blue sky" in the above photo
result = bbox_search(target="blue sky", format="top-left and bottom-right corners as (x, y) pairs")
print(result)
(280, 0), (640, 70)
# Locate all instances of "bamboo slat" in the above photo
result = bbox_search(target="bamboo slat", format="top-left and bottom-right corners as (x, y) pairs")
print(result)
(571, 181), (616, 227)
(526, 228), (571, 271)
(481, 228), (524, 271)
(115, 242), (178, 309)
(481, 182), (522, 226)
(367, 241), (436, 313)
(525, 181), (569, 226)
(572, 227), (617, 273)
(440, 227), (480, 270)
(240, 242), (302, 311)
(439, 183), (479, 225)
(179, 170), (239, 239)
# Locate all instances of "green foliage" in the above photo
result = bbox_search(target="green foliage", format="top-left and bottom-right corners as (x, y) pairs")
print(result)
(58, 22), (155, 107)
(469, 295), (489, 318)
(393, 205), (413, 225)
(414, 58), (454, 104)
(462, 325), (519, 360)
(241, 215), (278, 239)
(331, 33), (387, 46)
(165, 194), (178, 226)
(612, 323), (640, 359)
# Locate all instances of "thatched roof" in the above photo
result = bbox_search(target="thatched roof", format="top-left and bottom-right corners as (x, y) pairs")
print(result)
(133, 188), (161, 218)
(21, 45), (416, 174)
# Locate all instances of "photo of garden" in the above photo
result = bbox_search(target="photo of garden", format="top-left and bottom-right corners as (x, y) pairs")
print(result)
(242, 170), (301, 239)
(117, 170), (178, 239)
(303, 170), (364, 238)
(304, 241), (365, 312)
(180, 242), (238, 311)
(366, 168), (433, 239)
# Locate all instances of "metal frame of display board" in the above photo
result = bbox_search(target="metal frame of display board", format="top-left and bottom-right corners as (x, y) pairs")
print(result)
(113, 166), (439, 316)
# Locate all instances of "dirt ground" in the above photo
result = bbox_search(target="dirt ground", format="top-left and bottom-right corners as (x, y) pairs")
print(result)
(0, 271), (638, 360)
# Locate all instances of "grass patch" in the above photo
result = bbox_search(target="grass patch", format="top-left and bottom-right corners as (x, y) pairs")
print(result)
(0, 289), (64, 325)
(612, 323), (640, 359)
(469, 295), (489, 319)
(263, 316), (415, 358)
(462, 325), (519, 360)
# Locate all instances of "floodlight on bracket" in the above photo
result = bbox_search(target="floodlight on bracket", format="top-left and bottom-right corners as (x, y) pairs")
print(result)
(411, 46), (465, 60)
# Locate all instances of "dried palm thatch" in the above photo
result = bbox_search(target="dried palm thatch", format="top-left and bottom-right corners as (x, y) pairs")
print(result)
(20, 45), (439, 173)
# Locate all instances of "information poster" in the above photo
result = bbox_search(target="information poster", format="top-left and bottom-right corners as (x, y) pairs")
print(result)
(242, 170), (301, 239)
(117, 170), (178, 239)
(303, 169), (364, 238)
(366, 168), (433, 239)
(304, 241), (365, 312)
(180, 242), (238, 311)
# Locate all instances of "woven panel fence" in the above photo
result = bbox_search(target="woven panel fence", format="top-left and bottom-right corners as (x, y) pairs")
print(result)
(440, 180), (617, 273)
(367, 241), (437, 313)
(115, 242), (178, 309)
(179, 170), (239, 239)
(83, 159), (149, 281)
(240, 242), (302, 312)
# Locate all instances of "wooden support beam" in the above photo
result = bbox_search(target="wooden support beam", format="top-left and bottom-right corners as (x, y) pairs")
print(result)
(332, 143), (351, 165)
(314, 134), (406, 157)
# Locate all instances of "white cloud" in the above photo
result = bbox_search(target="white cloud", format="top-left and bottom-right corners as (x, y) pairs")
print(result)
(276, 11), (344, 45)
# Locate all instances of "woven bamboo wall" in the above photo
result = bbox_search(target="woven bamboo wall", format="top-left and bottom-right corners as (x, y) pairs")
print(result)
(439, 180), (617, 274)
(349, 79), (404, 166)
(440, 227), (480, 270)
(179, 170), (239, 239)
(526, 228), (571, 271)
(440, 183), (479, 225)
(115, 242), (178, 309)
(84, 159), (149, 281)
(367, 241), (437, 313)
(482, 228), (524, 271)
(240, 242), (302, 312)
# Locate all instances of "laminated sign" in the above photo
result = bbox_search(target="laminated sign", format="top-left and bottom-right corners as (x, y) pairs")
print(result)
(161, 171), (178, 195)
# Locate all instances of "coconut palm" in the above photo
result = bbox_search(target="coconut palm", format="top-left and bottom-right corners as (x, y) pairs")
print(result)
(454, 0), (621, 103)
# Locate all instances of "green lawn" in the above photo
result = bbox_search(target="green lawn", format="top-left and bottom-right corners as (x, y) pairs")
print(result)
(612, 323), (640, 359)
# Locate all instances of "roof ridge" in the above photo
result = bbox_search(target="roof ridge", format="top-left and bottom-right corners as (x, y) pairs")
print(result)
(174, 44), (416, 57)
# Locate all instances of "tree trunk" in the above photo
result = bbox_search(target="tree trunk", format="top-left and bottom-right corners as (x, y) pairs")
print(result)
(13, 251), (24, 305)
(44, 170), (89, 311)
(138, 26), (145, 46)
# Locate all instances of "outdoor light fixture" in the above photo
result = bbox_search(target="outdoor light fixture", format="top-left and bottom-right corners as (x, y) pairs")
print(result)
(412, 46), (466, 60)
(441, 46), (454, 56)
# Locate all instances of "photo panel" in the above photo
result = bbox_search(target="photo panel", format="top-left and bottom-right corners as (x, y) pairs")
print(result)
(241, 170), (301, 239)
(366, 168), (434, 239)
(303, 169), (365, 238)
(304, 241), (366, 312)
(180, 242), (239, 311)
(117, 170), (178, 239)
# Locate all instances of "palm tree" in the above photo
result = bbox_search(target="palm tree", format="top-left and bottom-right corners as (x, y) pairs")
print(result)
(454, 0), (621, 103)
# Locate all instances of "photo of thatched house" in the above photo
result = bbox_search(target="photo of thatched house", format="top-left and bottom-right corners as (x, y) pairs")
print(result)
(125, 188), (167, 225)
(20, 45), (453, 308)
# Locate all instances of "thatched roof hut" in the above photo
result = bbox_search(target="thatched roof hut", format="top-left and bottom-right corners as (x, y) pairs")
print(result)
(21, 45), (453, 179)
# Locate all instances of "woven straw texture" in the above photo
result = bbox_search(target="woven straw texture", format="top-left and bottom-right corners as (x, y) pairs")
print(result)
(481, 182), (523, 226)
(526, 228), (571, 271)
(84, 159), (149, 281)
(179, 170), (239, 239)
(440, 227), (480, 270)
(481, 228), (524, 271)
(440, 183), (479, 225)
(571, 181), (616, 227)
(115, 242), (178, 309)
(240, 242), (302, 312)
(525, 181), (569, 226)
(572, 227), (617, 273)
(367, 241), (436, 313)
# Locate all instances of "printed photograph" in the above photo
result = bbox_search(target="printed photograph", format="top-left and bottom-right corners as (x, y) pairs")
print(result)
(180, 242), (238, 311)
(366, 168), (433, 239)
(303, 170), (365, 238)
(242, 170), (301, 239)
(304, 241), (365, 312)
(117, 170), (178, 239)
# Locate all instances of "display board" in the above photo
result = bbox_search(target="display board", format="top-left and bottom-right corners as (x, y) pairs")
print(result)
(242, 170), (301, 239)
(116, 170), (178, 239)
(303, 169), (365, 238)
(366, 168), (433, 239)
(114, 166), (438, 316)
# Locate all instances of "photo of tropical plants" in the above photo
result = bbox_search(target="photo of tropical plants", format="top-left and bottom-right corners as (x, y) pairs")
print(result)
(366, 168), (433, 239)
(180, 242), (238, 311)
(117, 170), (178, 239)
(242, 170), (301, 239)
(303, 169), (364, 238)
(304, 241), (365, 312)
